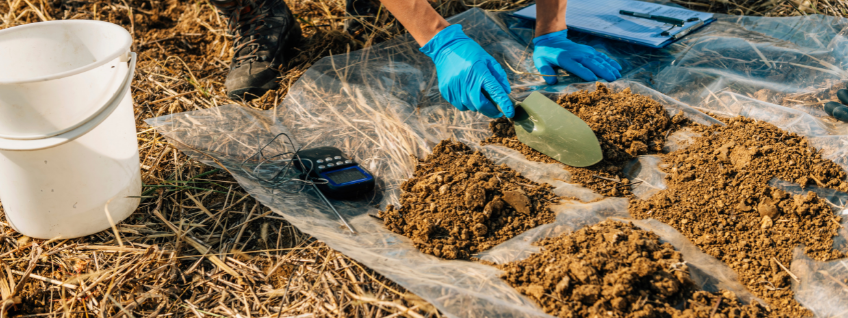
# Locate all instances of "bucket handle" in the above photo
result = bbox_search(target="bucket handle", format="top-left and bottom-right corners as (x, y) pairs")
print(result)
(0, 53), (137, 151)
(0, 52), (138, 141)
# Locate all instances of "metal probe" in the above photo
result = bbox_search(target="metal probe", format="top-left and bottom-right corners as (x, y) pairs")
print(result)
(312, 183), (356, 234)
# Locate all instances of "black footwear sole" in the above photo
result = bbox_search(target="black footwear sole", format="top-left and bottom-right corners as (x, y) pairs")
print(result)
(228, 83), (280, 101)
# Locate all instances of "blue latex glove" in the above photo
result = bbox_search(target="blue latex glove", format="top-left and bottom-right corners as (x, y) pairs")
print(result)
(533, 29), (622, 84)
(420, 25), (514, 118)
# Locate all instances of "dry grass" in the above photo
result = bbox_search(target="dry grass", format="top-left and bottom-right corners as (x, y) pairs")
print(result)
(0, 0), (526, 316)
(673, 0), (848, 17)
(0, 0), (847, 317)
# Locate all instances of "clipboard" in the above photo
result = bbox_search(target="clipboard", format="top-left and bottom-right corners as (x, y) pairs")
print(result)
(513, 0), (716, 48)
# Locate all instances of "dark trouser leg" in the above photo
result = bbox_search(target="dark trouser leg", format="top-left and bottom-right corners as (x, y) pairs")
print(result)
(345, 0), (382, 40)
(210, 0), (240, 17)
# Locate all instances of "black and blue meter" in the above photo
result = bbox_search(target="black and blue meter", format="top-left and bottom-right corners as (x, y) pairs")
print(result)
(240, 132), (373, 233)
(293, 147), (375, 200)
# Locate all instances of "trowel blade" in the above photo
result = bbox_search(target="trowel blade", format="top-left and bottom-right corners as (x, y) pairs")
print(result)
(513, 92), (603, 167)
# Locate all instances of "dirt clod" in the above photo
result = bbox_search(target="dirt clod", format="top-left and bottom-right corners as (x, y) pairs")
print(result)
(378, 140), (557, 260)
(761, 215), (774, 229)
(501, 220), (768, 318)
(486, 83), (684, 197)
(630, 117), (848, 317)
(502, 190), (532, 215)
(757, 197), (779, 218)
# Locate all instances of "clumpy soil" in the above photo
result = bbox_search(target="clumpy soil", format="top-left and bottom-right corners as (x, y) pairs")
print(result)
(378, 140), (558, 260)
(630, 117), (848, 317)
(486, 83), (686, 197)
(501, 220), (768, 318)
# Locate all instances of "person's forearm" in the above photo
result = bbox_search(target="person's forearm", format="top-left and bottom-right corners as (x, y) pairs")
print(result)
(379, 0), (451, 46)
(535, 0), (567, 37)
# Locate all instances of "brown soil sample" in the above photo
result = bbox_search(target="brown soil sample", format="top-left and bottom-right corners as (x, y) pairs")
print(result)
(378, 140), (558, 260)
(486, 83), (685, 197)
(630, 117), (848, 317)
(501, 220), (768, 318)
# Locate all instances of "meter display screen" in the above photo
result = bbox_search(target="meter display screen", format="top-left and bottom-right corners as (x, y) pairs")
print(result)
(325, 167), (368, 185)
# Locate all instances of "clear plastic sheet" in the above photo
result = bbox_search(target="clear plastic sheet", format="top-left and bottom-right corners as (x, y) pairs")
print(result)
(475, 144), (603, 203)
(148, 8), (848, 317)
(623, 155), (668, 201)
(476, 197), (630, 264)
(791, 247), (848, 318)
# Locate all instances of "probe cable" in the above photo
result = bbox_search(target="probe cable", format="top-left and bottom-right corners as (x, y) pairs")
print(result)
(237, 133), (355, 233)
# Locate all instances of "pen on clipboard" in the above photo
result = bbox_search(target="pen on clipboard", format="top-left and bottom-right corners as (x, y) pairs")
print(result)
(619, 10), (687, 26)
(618, 10), (703, 38)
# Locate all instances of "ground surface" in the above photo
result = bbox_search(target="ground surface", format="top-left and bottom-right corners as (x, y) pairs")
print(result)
(630, 117), (848, 317)
(0, 0), (504, 317)
(1, 0), (847, 317)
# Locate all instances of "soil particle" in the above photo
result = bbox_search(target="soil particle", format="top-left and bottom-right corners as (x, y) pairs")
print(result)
(761, 215), (774, 229)
(378, 140), (557, 260)
(485, 83), (685, 197)
(630, 117), (848, 317)
(500, 220), (768, 318)
(757, 198), (779, 218)
(502, 190), (532, 215)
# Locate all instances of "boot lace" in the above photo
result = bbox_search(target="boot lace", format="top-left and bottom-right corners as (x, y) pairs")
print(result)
(225, 0), (272, 65)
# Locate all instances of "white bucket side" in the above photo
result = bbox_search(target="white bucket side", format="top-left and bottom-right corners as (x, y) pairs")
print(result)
(0, 76), (140, 239)
(0, 21), (132, 139)
(0, 60), (124, 139)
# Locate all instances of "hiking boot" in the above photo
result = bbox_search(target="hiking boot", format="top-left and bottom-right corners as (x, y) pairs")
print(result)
(212, 0), (302, 101)
(344, 0), (381, 42)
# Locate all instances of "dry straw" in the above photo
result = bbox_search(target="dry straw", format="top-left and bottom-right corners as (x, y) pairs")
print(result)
(0, 0), (843, 316)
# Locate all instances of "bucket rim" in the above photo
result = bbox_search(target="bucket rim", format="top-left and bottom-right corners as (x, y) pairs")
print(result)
(0, 53), (136, 151)
(0, 20), (132, 85)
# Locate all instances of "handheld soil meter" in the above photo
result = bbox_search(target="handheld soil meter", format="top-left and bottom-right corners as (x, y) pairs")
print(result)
(293, 147), (375, 200)
(240, 134), (371, 234)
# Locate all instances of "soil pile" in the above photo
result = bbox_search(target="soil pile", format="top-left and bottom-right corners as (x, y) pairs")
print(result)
(378, 140), (558, 260)
(486, 83), (686, 197)
(630, 117), (848, 316)
(501, 220), (768, 318)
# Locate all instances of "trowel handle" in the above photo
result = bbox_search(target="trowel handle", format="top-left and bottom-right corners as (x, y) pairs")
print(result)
(481, 89), (518, 117)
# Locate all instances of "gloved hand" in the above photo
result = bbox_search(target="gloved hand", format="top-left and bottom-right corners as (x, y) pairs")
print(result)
(420, 24), (514, 118)
(533, 29), (622, 84)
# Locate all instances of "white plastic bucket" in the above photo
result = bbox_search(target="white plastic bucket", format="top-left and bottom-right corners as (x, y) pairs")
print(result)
(0, 20), (141, 239)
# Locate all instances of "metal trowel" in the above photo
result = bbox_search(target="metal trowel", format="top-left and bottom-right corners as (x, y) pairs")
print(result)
(485, 90), (603, 167)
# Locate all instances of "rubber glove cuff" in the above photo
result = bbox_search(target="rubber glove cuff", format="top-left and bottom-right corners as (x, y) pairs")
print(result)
(420, 24), (465, 59)
(532, 29), (567, 47)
